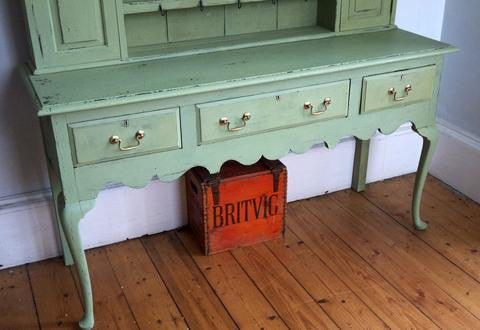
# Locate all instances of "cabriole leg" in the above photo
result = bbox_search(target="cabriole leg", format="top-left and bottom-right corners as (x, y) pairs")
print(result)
(47, 166), (74, 266)
(352, 138), (370, 192)
(60, 201), (94, 329)
(52, 190), (74, 266)
(412, 125), (439, 230)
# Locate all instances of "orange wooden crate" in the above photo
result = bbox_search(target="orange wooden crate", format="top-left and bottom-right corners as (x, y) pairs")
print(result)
(186, 158), (287, 255)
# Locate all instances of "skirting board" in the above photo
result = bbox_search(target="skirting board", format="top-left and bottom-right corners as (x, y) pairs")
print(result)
(430, 119), (480, 204)
(0, 124), (423, 269)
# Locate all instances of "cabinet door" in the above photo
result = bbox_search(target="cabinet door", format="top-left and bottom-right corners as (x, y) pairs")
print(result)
(340, 0), (394, 31)
(25, 0), (121, 71)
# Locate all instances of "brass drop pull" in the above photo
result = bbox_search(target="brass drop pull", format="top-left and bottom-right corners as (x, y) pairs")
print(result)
(219, 112), (251, 132)
(109, 130), (145, 151)
(388, 84), (413, 101)
(304, 98), (332, 116)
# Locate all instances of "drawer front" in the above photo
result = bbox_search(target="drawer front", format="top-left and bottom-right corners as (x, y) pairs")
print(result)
(70, 108), (181, 165)
(197, 80), (350, 143)
(361, 66), (437, 114)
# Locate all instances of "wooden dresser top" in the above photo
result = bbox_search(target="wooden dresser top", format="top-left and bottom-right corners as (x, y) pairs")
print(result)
(29, 29), (454, 115)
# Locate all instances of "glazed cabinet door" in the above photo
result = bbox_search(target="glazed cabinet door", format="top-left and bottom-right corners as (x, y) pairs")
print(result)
(24, 0), (121, 71)
(340, 0), (395, 31)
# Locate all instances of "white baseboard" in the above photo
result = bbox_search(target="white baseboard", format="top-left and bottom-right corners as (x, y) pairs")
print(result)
(0, 124), (422, 269)
(430, 119), (480, 204)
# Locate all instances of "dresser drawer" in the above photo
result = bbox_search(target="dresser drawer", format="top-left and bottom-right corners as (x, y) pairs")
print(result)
(70, 108), (181, 165)
(197, 80), (350, 143)
(361, 66), (437, 114)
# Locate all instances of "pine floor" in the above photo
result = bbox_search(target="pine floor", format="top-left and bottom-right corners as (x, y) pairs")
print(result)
(1, 174), (480, 329)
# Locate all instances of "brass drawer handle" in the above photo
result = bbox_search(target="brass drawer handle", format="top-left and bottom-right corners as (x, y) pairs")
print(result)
(219, 112), (251, 132)
(388, 84), (413, 102)
(304, 98), (332, 115)
(109, 130), (145, 151)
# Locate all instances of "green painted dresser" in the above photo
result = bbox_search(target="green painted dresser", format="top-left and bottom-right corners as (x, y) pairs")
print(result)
(21, 0), (456, 328)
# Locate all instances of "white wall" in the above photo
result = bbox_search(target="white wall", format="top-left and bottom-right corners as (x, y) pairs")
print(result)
(438, 1), (480, 135)
(396, 0), (445, 40)
(0, 0), (447, 269)
(0, 2), (49, 198)
(429, 0), (480, 203)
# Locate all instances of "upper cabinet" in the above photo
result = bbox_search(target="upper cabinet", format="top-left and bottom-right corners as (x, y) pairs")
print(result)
(24, 0), (122, 72)
(340, 0), (395, 31)
(22, 0), (398, 73)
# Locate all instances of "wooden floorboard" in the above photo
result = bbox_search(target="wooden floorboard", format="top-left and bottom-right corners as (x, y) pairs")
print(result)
(363, 176), (480, 281)
(332, 190), (480, 315)
(378, 175), (480, 237)
(176, 228), (289, 329)
(424, 175), (480, 221)
(231, 240), (338, 329)
(28, 258), (83, 329)
(286, 202), (438, 329)
(308, 192), (480, 328)
(143, 232), (237, 329)
(265, 228), (388, 329)
(105, 239), (187, 329)
(72, 248), (139, 329)
(0, 266), (39, 330)
(2, 174), (480, 329)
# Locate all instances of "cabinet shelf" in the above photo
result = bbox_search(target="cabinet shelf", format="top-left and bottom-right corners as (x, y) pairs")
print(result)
(127, 26), (331, 60)
(123, 0), (326, 55)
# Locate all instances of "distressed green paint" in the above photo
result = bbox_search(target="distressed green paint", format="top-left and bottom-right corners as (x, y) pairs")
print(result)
(40, 117), (74, 266)
(318, 0), (341, 32)
(167, 6), (225, 42)
(24, 0), (122, 70)
(225, 2), (278, 36)
(198, 80), (350, 143)
(70, 108), (181, 165)
(340, 0), (395, 31)
(277, 0), (318, 29)
(126, 26), (332, 62)
(60, 55), (449, 204)
(124, 12), (168, 48)
(124, 0), (281, 13)
(60, 202), (94, 329)
(412, 125), (439, 230)
(20, 1), (457, 328)
(361, 65), (437, 113)
(23, 0), (401, 73)
(30, 29), (454, 113)
(352, 138), (370, 192)
(56, 0), (101, 44)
